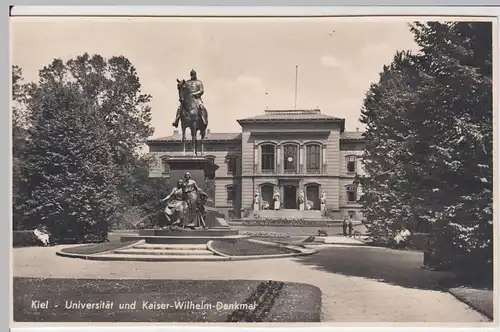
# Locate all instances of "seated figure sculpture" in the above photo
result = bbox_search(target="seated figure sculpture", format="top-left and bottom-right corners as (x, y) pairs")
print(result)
(161, 173), (208, 230)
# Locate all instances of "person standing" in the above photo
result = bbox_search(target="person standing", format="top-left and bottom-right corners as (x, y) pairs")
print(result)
(342, 217), (348, 236)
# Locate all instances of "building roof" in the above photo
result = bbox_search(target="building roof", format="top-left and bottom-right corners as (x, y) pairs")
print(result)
(147, 132), (242, 144)
(341, 131), (365, 140)
(237, 109), (344, 124)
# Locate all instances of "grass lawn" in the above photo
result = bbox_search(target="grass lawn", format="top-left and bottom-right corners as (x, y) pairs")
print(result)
(211, 239), (296, 256)
(447, 286), (493, 320)
(59, 240), (138, 255)
(13, 278), (321, 323)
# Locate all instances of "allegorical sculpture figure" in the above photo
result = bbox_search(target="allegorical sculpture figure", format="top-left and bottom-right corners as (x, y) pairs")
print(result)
(182, 172), (202, 228)
(298, 189), (305, 211)
(320, 191), (327, 216)
(161, 172), (208, 229)
(253, 193), (260, 212)
(174, 69), (209, 156)
(273, 188), (281, 210)
(161, 179), (186, 227)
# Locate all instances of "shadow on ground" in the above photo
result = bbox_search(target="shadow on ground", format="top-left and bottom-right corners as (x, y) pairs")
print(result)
(295, 246), (455, 290)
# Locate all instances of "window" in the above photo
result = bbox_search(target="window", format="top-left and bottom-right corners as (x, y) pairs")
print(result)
(205, 155), (216, 164)
(346, 156), (357, 173)
(306, 184), (320, 210)
(260, 184), (274, 209)
(226, 155), (237, 174)
(283, 144), (298, 173)
(346, 184), (358, 202)
(306, 144), (321, 173)
(162, 160), (170, 174)
(261, 144), (275, 173)
(226, 186), (236, 204)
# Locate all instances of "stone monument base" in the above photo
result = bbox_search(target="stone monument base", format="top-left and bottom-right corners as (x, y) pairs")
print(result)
(120, 228), (243, 245)
(162, 155), (229, 229)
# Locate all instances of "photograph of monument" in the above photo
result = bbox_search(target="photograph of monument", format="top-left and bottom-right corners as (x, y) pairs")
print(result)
(10, 10), (495, 327)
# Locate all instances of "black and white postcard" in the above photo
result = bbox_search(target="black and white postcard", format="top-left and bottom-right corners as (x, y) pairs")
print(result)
(10, 10), (496, 327)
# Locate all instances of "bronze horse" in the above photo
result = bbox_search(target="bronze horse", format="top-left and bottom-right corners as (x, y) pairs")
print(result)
(176, 79), (208, 155)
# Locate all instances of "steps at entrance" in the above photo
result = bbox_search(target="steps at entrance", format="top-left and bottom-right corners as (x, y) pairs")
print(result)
(115, 248), (215, 256)
(111, 242), (216, 257)
(133, 244), (208, 250)
(252, 209), (324, 219)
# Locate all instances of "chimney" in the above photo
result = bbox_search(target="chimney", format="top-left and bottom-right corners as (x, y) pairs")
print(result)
(173, 130), (179, 136)
(356, 127), (359, 132)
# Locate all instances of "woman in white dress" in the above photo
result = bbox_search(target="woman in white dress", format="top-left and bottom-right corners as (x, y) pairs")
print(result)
(273, 188), (281, 210)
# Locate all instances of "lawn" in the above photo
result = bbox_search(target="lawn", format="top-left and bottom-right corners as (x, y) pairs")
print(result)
(13, 278), (321, 323)
(211, 239), (296, 256)
(447, 286), (493, 320)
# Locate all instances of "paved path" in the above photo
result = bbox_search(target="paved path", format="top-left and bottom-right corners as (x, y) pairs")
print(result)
(13, 245), (489, 323)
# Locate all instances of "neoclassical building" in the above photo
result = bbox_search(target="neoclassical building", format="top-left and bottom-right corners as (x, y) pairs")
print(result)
(147, 109), (366, 220)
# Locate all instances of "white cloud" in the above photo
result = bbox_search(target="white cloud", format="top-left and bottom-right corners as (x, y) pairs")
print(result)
(321, 55), (341, 68)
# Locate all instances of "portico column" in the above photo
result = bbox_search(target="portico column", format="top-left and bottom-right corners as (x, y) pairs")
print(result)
(322, 145), (327, 173)
(276, 145), (281, 174)
(299, 145), (305, 173)
(254, 145), (259, 174)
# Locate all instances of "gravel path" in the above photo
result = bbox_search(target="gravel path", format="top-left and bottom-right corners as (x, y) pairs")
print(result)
(13, 245), (490, 323)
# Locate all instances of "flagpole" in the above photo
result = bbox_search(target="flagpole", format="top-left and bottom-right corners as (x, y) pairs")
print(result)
(294, 65), (298, 109)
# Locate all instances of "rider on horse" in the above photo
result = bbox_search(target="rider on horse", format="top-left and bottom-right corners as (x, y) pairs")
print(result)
(173, 69), (208, 128)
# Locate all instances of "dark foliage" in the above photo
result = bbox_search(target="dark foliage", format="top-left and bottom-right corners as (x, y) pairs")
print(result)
(360, 22), (493, 276)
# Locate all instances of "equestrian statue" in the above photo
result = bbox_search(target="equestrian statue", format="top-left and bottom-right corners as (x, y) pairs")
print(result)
(161, 172), (208, 229)
(174, 69), (209, 156)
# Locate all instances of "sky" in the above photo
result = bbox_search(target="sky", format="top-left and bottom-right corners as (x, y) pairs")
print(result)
(11, 17), (422, 138)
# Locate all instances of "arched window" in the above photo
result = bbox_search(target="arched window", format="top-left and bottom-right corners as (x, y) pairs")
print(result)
(346, 184), (358, 202)
(346, 155), (357, 173)
(282, 143), (299, 173)
(260, 184), (274, 209)
(306, 144), (321, 174)
(261, 144), (275, 173)
(305, 183), (320, 210)
(225, 155), (238, 174)
(226, 185), (236, 204)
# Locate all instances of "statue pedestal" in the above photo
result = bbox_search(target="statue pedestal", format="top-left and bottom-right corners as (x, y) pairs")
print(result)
(162, 155), (227, 229)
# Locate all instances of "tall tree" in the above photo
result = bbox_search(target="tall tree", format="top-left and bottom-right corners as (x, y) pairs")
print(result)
(16, 54), (154, 241)
(359, 51), (426, 242)
(360, 21), (493, 277)
(65, 53), (154, 170)
(19, 70), (119, 241)
(409, 22), (493, 272)
(12, 65), (28, 230)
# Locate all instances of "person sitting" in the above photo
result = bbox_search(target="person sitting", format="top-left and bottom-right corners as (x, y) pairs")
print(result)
(33, 225), (51, 246)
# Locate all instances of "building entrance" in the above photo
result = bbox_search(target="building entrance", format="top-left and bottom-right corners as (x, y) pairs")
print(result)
(283, 185), (297, 209)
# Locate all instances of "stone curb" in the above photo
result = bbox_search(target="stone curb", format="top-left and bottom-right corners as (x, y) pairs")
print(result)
(55, 249), (232, 262)
(55, 240), (145, 259)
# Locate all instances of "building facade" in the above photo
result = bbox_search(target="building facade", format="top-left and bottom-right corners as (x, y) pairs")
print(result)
(147, 109), (367, 220)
